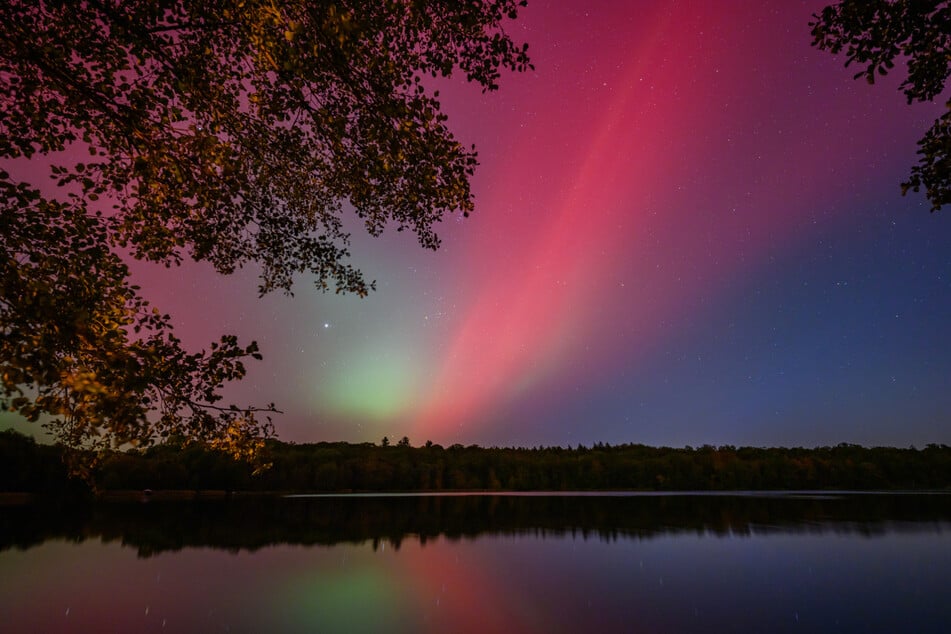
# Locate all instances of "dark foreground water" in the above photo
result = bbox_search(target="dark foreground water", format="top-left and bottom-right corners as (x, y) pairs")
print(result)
(1, 492), (949, 633)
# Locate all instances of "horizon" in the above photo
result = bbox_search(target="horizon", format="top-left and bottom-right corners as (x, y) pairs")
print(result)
(7, 426), (941, 453)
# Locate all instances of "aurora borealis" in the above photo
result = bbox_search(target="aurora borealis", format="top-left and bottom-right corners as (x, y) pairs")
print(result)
(7, 0), (951, 448)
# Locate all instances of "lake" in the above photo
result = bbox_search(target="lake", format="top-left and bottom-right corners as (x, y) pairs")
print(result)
(1, 492), (949, 633)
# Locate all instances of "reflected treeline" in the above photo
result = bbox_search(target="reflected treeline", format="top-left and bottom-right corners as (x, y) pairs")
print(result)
(2, 493), (949, 557)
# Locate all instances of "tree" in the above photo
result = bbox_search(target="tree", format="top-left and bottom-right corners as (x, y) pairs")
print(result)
(0, 1), (531, 459)
(811, 1), (951, 210)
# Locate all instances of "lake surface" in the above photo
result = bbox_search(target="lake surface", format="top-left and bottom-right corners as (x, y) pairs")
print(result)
(1, 492), (949, 633)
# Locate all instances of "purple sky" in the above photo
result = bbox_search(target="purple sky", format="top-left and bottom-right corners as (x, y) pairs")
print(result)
(4, 0), (951, 448)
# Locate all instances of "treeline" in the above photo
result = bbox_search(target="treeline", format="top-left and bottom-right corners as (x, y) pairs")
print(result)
(2, 429), (950, 493)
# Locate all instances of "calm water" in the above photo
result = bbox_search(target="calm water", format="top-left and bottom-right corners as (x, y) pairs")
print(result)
(1, 492), (949, 633)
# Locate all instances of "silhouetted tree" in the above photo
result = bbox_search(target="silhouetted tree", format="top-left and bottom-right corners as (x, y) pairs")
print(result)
(0, 1), (531, 460)
(811, 0), (951, 210)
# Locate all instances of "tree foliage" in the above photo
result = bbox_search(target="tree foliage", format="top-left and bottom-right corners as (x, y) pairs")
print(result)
(0, 0), (531, 457)
(811, 0), (951, 210)
(4, 431), (950, 494)
(0, 181), (272, 466)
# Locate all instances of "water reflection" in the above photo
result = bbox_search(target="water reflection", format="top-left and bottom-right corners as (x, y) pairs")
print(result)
(2, 492), (949, 556)
(2, 494), (949, 633)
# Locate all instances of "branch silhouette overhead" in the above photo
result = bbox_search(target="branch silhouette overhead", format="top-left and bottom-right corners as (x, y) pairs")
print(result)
(0, 0), (531, 460)
(811, 0), (951, 210)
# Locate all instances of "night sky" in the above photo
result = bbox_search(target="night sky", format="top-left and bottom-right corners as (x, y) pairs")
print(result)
(7, 0), (951, 448)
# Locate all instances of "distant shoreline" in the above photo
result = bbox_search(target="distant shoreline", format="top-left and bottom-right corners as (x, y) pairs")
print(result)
(4, 431), (951, 495)
(3, 488), (951, 506)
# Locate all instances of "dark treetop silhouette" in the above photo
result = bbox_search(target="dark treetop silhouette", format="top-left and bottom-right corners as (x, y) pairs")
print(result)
(0, 1), (531, 462)
(3, 430), (949, 495)
(811, 0), (951, 210)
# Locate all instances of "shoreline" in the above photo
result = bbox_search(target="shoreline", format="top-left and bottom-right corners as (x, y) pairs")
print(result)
(3, 488), (950, 505)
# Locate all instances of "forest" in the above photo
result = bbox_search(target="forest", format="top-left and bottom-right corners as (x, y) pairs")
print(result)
(2, 429), (949, 495)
